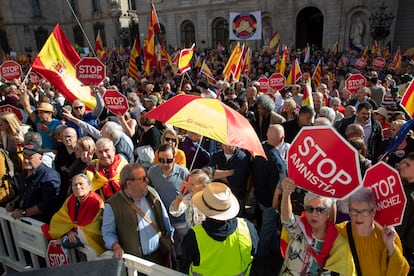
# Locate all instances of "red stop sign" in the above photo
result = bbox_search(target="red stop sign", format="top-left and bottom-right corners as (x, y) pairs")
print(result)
(46, 241), (69, 267)
(0, 60), (22, 81)
(103, 89), (129, 115)
(75, 57), (106, 86)
(257, 77), (269, 93)
(0, 104), (23, 121)
(341, 56), (349, 66)
(373, 57), (386, 70)
(287, 126), (362, 199)
(362, 162), (407, 227)
(354, 57), (367, 69)
(345, 73), (367, 94)
(268, 73), (286, 91)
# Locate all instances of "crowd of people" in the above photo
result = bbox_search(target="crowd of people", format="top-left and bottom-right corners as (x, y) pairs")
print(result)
(0, 43), (413, 275)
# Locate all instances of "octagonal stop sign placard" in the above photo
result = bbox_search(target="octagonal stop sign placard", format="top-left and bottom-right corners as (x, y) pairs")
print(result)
(268, 73), (286, 91)
(0, 104), (23, 121)
(75, 57), (106, 86)
(0, 60), (22, 81)
(287, 126), (362, 199)
(345, 73), (367, 94)
(362, 161), (407, 227)
(103, 89), (129, 116)
(257, 77), (269, 93)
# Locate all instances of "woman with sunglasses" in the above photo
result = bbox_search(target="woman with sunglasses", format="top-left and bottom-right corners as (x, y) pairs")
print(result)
(153, 128), (186, 167)
(336, 188), (409, 275)
(280, 177), (355, 275)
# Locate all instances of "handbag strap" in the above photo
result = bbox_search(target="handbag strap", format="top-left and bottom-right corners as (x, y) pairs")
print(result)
(346, 221), (362, 276)
(120, 191), (162, 237)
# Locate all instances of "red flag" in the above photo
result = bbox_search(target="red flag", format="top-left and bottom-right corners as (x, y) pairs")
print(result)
(401, 80), (414, 118)
(286, 58), (302, 85)
(176, 44), (195, 75)
(32, 24), (96, 109)
(95, 30), (107, 61)
(268, 32), (280, 50)
(144, 4), (161, 76)
(128, 37), (141, 80)
(312, 60), (322, 88)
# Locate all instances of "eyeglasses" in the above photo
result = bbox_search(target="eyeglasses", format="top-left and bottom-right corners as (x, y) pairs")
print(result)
(73, 106), (84, 110)
(159, 158), (174, 164)
(304, 206), (328, 215)
(164, 137), (177, 143)
(349, 208), (373, 217)
(129, 176), (148, 182)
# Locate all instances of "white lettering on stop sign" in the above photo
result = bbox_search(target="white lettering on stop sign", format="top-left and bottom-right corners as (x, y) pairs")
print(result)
(78, 65), (103, 74)
(2, 65), (19, 73)
(105, 97), (125, 105)
(298, 136), (352, 186)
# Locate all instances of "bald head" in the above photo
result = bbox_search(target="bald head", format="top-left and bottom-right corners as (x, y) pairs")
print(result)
(267, 124), (285, 147)
(345, 123), (365, 139)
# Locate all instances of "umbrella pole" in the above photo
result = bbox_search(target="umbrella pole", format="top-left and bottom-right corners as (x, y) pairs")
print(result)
(189, 135), (203, 171)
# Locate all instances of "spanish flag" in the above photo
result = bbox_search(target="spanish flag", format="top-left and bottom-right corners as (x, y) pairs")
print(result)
(144, 4), (161, 76)
(128, 36), (141, 80)
(95, 30), (107, 61)
(302, 83), (313, 107)
(200, 61), (217, 85)
(32, 24), (96, 109)
(391, 48), (402, 70)
(383, 46), (390, 59)
(241, 48), (251, 80)
(279, 46), (288, 75)
(401, 80), (414, 118)
(286, 58), (302, 85)
(333, 41), (339, 55)
(268, 31), (280, 50)
(176, 43), (195, 75)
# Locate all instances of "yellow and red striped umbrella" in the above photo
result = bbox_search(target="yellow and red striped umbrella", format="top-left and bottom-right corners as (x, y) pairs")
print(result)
(143, 94), (265, 158)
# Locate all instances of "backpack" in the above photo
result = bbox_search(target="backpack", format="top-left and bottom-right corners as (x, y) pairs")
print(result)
(0, 148), (17, 204)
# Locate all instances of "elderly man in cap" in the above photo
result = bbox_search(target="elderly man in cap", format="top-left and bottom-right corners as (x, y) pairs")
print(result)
(20, 87), (62, 150)
(181, 182), (258, 275)
(6, 142), (61, 223)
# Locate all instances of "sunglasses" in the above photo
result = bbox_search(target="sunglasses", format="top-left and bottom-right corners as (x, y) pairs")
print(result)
(349, 208), (373, 217)
(304, 206), (328, 215)
(73, 106), (84, 110)
(164, 137), (177, 143)
(159, 158), (174, 164)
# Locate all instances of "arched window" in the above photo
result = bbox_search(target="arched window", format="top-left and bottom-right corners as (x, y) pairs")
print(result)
(30, 0), (42, 17)
(180, 20), (195, 48)
(73, 25), (84, 47)
(34, 27), (49, 51)
(212, 17), (228, 48)
(93, 22), (105, 47)
(0, 29), (10, 55)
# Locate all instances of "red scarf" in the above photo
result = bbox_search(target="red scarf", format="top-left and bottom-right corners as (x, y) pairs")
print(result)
(67, 192), (103, 226)
(300, 215), (338, 268)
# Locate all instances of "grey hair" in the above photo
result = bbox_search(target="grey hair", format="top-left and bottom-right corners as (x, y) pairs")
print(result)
(347, 187), (376, 210)
(318, 106), (336, 123)
(257, 94), (275, 112)
(24, 131), (43, 145)
(72, 173), (92, 187)
(102, 121), (123, 141)
(120, 164), (144, 189)
(190, 167), (213, 185)
(96, 137), (115, 150)
(304, 192), (334, 209)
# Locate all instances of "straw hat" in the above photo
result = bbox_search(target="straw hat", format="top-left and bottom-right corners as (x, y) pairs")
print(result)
(36, 102), (53, 113)
(192, 182), (239, 221)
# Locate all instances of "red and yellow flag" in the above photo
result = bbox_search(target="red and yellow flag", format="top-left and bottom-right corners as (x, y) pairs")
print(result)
(391, 48), (402, 69)
(32, 24), (96, 109)
(200, 61), (217, 85)
(95, 30), (107, 61)
(383, 46), (390, 59)
(241, 48), (251, 80)
(333, 41), (338, 55)
(286, 58), (302, 85)
(268, 31), (280, 50)
(176, 43), (195, 75)
(302, 83), (314, 107)
(312, 59), (322, 88)
(128, 36), (141, 80)
(279, 46), (288, 75)
(401, 80), (414, 118)
(362, 47), (368, 60)
(144, 4), (161, 76)
(371, 40), (381, 56)
(222, 42), (243, 82)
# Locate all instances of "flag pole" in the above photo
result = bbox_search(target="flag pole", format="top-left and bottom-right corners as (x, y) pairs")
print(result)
(64, 0), (97, 57)
(22, 67), (33, 84)
(179, 73), (185, 91)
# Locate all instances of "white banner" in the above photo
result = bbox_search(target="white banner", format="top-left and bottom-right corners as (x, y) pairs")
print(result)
(229, 11), (262, 41)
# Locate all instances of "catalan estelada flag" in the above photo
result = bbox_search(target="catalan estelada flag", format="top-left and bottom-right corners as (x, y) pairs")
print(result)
(32, 24), (96, 109)
(128, 36), (141, 80)
(176, 43), (195, 75)
(312, 59), (322, 88)
(401, 80), (414, 118)
(286, 58), (302, 85)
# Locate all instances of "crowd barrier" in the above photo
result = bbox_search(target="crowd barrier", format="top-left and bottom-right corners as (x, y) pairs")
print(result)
(0, 207), (184, 275)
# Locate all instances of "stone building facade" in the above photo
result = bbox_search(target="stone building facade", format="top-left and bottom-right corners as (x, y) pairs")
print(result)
(0, 0), (412, 55)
